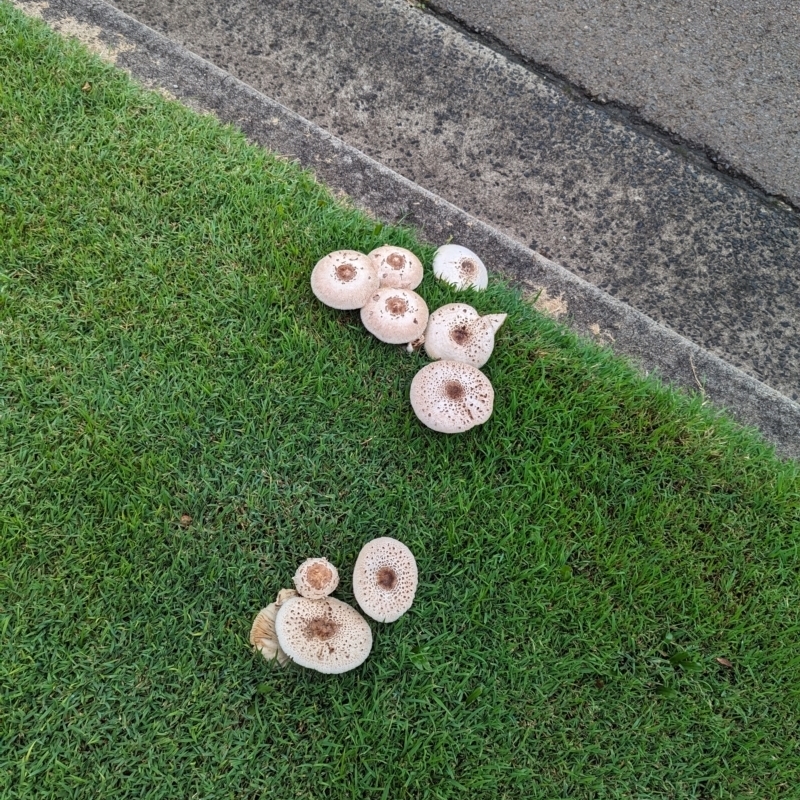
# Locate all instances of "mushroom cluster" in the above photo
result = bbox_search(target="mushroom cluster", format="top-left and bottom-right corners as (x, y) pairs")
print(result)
(251, 542), (418, 675)
(310, 242), (507, 433)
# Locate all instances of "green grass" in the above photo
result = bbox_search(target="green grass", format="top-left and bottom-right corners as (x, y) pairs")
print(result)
(1, 4), (799, 798)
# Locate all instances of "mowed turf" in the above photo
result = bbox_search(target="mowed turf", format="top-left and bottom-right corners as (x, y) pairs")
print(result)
(1, 5), (798, 798)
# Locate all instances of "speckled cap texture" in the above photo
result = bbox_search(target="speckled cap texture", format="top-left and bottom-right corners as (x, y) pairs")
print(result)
(409, 359), (494, 433)
(423, 303), (507, 368)
(360, 287), (429, 345)
(352, 537), (418, 623)
(274, 595), (373, 674)
(293, 557), (340, 600)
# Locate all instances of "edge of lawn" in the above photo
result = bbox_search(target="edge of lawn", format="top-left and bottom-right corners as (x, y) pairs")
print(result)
(9, 0), (800, 460)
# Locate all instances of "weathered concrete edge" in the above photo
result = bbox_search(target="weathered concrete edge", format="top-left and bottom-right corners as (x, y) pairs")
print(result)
(29, 0), (800, 460)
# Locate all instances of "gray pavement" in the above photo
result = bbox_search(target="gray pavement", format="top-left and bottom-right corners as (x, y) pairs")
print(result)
(106, 0), (800, 406)
(11, 0), (800, 458)
(427, 0), (800, 208)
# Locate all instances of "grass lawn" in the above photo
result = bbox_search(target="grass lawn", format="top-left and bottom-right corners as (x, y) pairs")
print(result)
(1, 4), (799, 798)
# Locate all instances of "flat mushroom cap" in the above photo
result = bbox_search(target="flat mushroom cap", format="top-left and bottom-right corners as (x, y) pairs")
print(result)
(409, 360), (494, 433)
(432, 244), (489, 291)
(275, 596), (373, 674)
(352, 537), (418, 623)
(360, 287), (429, 345)
(293, 557), (340, 600)
(424, 303), (507, 368)
(368, 245), (424, 290)
(311, 250), (379, 310)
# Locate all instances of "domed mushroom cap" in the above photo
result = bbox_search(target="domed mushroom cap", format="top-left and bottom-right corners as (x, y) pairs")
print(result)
(274, 596), (373, 674)
(311, 250), (379, 310)
(249, 588), (298, 667)
(368, 245), (424, 290)
(352, 537), (418, 623)
(293, 557), (340, 599)
(360, 287), (429, 345)
(409, 360), (494, 433)
(424, 303), (507, 368)
(432, 244), (489, 291)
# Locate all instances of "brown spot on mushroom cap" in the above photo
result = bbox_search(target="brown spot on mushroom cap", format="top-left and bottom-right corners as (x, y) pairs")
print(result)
(335, 263), (357, 282)
(311, 250), (378, 310)
(444, 380), (465, 401)
(360, 287), (429, 345)
(274, 596), (373, 674)
(458, 259), (477, 278)
(450, 326), (471, 346)
(386, 296), (410, 316)
(376, 566), (397, 590)
(293, 557), (340, 599)
(409, 360), (494, 433)
(352, 537), (418, 623)
(368, 245), (424, 290)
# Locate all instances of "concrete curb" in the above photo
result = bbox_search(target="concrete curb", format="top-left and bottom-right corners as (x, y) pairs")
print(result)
(17, 0), (800, 459)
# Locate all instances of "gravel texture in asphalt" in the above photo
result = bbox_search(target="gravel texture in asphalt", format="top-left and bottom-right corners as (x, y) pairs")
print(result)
(428, 0), (800, 207)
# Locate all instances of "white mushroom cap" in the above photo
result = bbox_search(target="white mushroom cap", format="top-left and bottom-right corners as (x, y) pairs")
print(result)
(249, 588), (299, 667)
(352, 537), (418, 623)
(409, 360), (494, 433)
(274, 596), (373, 674)
(293, 557), (340, 599)
(310, 250), (379, 309)
(368, 245), (424, 290)
(424, 303), (507, 368)
(432, 244), (489, 290)
(360, 287), (429, 345)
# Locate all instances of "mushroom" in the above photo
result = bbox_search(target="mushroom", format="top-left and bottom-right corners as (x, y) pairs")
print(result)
(274, 595), (373, 674)
(424, 303), (507, 368)
(409, 360), (494, 433)
(293, 557), (339, 599)
(249, 588), (299, 666)
(352, 537), (418, 623)
(360, 287), (429, 345)
(368, 245), (424, 290)
(310, 250), (379, 309)
(432, 244), (489, 291)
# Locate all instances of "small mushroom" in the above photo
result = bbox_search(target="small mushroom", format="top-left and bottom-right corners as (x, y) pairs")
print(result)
(432, 244), (489, 290)
(249, 588), (299, 667)
(409, 359), (494, 433)
(293, 557), (339, 599)
(424, 303), (507, 368)
(360, 287), (429, 345)
(368, 245), (424, 290)
(352, 537), (418, 623)
(274, 595), (373, 674)
(310, 250), (379, 309)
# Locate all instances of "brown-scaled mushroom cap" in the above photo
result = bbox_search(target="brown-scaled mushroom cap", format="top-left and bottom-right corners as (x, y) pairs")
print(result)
(352, 537), (418, 623)
(424, 303), (507, 368)
(360, 287), (429, 345)
(274, 595), (373, 674)
(293, 557), (340, 599)
(368, 245), (424, 290)
(310, 250), (379, 310)
(409, 360), (494, 433)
